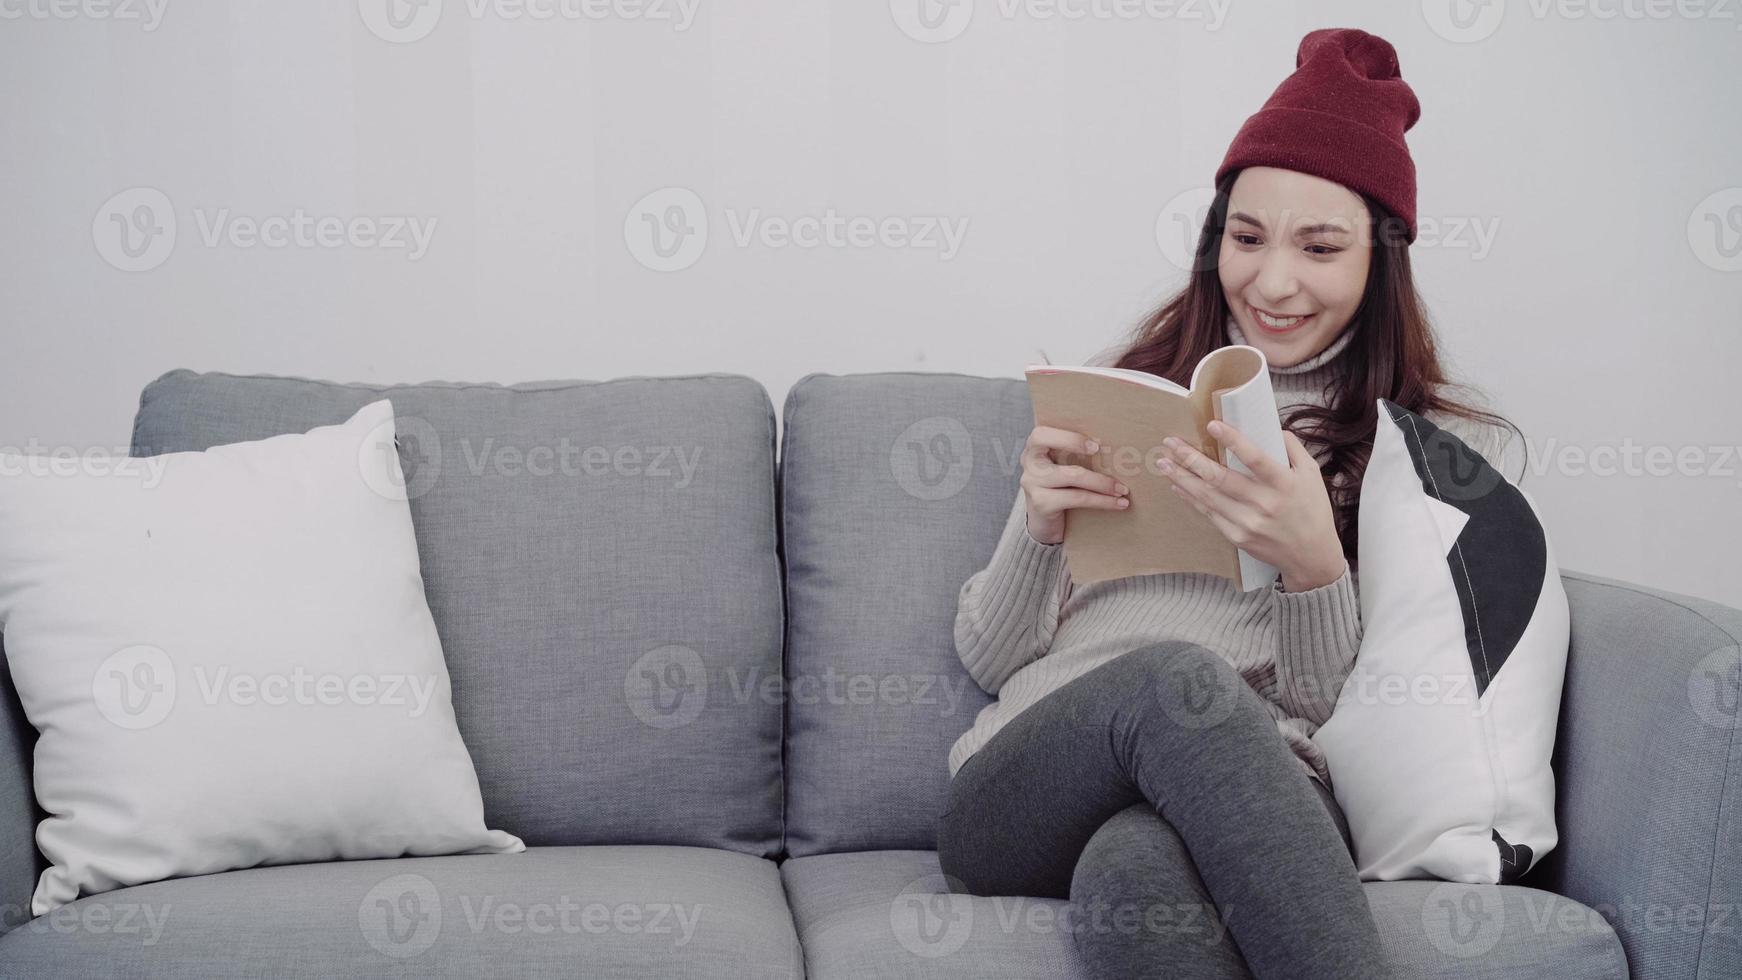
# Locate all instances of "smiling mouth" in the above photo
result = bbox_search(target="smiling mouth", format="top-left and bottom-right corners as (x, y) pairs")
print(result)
(1248, 305), (1313, 333)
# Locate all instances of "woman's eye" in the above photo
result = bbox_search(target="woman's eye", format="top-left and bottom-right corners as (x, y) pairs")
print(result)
(1305, 244), (1341, 256)
(1232, 233), (1261, 246)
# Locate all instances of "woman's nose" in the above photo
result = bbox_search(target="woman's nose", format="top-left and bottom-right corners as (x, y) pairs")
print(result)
(1254, 249), (1300, 303)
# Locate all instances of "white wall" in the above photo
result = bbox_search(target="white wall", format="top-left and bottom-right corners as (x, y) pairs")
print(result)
(2, 1), (1738, 604)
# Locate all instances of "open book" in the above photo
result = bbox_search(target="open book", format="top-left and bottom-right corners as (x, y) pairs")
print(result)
(1024, 346), (1286, 591)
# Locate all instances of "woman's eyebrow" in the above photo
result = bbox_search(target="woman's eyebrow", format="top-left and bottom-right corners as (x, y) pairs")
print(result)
(1227, 211), (1353, 238)
(1294, 222), (1353, 238)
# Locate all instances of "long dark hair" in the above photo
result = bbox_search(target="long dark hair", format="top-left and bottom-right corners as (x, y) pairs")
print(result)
(1109, 171), (1521, 562)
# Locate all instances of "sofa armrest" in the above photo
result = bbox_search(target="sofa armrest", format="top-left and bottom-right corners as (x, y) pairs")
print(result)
(1533, 571), (1741, 980)
(0, 642), (39, 935)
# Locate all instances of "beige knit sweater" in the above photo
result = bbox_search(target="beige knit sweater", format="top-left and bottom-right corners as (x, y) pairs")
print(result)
(948, 317), (1515, 787)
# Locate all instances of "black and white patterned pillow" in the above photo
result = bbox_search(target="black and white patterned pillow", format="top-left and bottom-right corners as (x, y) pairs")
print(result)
(1314, 399), (1569, 884)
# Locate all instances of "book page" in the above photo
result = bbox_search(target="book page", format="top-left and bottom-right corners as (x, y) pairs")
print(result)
(1213, 380), (1285, 591)
(1195, 346), (1285, 591)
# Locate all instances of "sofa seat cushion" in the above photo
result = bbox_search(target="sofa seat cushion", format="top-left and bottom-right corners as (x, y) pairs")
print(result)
(782, 849), (1088, 979)
(781, 851), (1628, 980)
(0, 845), (802, 979)
(1364, 879), (1627, 979)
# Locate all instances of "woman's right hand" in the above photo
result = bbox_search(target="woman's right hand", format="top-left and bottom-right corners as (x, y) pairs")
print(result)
(1019, 426), (1131, 545)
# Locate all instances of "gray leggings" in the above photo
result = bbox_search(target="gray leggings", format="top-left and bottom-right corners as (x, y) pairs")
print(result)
(937, 641), (1388, 980)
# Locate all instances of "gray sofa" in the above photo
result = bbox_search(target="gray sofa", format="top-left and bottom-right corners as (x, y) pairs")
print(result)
(0, 369), (1734, 979)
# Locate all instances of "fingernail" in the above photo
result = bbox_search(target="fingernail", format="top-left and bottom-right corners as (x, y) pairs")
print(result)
(1158, 459), (1173, 472)
(1117, 498), (1129, 507)
(1115, 483), (1128, 495)
(1207, 420), (1222, 435)
(1085, 440), (1099, 453)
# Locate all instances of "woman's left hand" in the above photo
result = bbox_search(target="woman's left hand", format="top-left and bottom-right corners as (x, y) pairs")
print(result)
(1158, 420), (1348, 592)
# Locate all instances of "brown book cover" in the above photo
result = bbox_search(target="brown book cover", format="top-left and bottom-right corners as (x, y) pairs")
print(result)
(1024, 346), (1286, 589)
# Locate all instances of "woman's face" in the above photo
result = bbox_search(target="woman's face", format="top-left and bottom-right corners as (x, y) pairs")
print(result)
(1217, 166), (1373, 368)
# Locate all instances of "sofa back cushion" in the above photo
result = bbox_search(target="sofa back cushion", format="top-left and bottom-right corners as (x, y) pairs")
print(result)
(780, 372), (1032, 855)
(131, 370), (783, 855)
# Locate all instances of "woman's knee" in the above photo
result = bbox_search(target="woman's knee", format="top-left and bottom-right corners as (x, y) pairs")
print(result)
(1071, 804), (1249, 977)
(1071, 803), (1196, 905)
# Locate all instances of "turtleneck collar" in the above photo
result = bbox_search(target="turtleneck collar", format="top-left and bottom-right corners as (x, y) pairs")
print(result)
(1224, 314), (1357, 375)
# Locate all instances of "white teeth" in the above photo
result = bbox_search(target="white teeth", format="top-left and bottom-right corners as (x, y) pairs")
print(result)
(1254, 309), (1304, 329)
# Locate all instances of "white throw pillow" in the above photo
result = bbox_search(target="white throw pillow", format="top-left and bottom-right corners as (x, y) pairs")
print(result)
(1313, 399), (1569, 884)
(0, 399), (523, 915)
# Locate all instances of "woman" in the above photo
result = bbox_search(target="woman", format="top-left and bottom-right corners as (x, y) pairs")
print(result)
(936, 28), (1522, 980)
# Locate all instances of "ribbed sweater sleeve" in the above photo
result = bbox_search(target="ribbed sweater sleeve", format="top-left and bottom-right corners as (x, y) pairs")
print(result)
(1271, 565), (1362, 728)
(953, 491), (1067, 696)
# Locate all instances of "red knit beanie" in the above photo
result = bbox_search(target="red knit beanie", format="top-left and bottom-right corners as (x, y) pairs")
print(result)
(1214, 28), (1422, 243)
